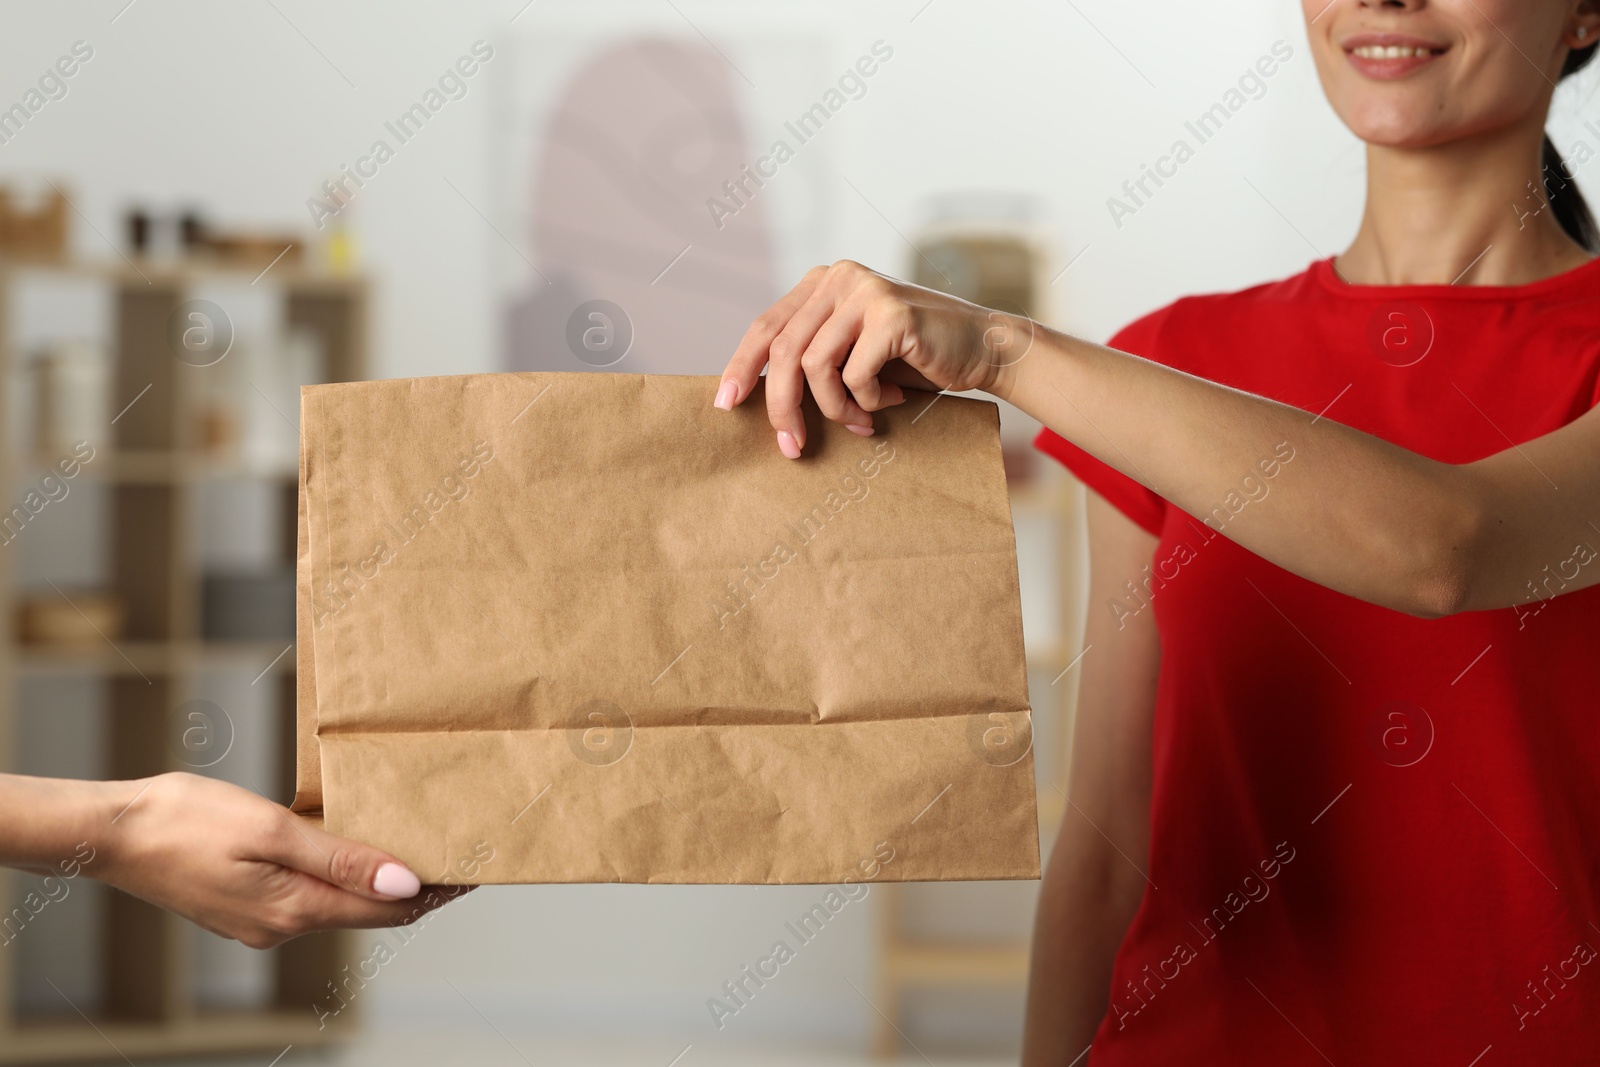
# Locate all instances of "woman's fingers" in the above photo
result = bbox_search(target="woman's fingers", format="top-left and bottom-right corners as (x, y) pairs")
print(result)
(719, 261), (963, 454)
(282, 870), (464, 935)
(839, 310), (908, 413)
(765, 283), (846, 453)
(801, 312), (874, 436)
(718, 266), (826, 409)
(259, 809), (423, 902)
(237, 869), (465, 947)
(881, 361), (939, 393)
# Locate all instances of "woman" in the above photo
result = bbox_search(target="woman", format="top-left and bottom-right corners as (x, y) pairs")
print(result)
(716, 0), (1600, 1061)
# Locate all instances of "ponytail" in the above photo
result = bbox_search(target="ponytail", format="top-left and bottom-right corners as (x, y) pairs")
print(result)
(1547, 44), (1600, 252)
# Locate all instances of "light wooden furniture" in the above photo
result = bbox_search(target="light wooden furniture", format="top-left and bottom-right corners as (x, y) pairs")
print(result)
(876, 225), (1086, 1056)
(0, 256), (366, 1063)
(871, 479), (1085, 1058)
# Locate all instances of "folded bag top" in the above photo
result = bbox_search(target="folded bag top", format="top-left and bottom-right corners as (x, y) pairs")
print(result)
(295, 371), (1038, 885)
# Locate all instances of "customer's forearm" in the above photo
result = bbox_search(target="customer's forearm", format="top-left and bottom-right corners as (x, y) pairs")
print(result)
(0, 774), (129, 873)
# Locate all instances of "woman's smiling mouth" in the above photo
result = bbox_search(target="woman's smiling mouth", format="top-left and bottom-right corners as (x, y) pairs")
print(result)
(1343, 33), (1449, 78)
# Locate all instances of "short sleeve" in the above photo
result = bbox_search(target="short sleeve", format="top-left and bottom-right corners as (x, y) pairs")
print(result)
(1034, 307), (1173, 538)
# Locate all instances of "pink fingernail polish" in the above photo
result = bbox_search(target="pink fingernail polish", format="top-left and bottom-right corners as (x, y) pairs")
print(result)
(777, 430), (802, 459)
(714, 380), (737, 410)
(846, 424), (874, 437)
(373, 862), (421, 898)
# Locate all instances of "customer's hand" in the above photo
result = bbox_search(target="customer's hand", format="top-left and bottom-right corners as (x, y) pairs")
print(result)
(96, 772), (460, 949)
(715, 260), (1032, 456)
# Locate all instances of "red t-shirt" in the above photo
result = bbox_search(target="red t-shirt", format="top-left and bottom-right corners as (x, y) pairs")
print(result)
(1037, 257), (1600, 1065)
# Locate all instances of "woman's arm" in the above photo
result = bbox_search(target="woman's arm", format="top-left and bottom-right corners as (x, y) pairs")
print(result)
(719, 261), (1600, 617)
(1, 772), (459, 949)
(1022, 496), (1160, 1065)
(1003, 330), (1600, 618)
(0, 774), (121, 876)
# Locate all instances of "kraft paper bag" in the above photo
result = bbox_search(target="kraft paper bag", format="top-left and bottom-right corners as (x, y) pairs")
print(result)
(293, 372), (1039, 885)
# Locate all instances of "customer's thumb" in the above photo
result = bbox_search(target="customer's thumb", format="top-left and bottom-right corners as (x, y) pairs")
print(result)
(269, 817), (422, 901)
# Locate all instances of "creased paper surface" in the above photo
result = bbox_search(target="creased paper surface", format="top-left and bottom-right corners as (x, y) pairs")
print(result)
(294, 372), (1039, 884)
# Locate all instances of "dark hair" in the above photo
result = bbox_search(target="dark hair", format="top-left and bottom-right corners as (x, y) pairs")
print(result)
(1546, 44), (1600, 251)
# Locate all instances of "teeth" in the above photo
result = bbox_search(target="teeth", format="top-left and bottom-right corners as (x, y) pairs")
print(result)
(1353, 44), (1436, 58)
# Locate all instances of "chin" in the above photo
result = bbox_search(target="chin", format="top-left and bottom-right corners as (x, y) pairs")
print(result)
(1339, 102), (1452, 149)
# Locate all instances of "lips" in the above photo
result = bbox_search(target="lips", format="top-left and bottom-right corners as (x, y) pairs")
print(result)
(1341, 32), (1448, 79)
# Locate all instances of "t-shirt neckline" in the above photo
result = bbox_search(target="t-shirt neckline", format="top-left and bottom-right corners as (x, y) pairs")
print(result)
(1311, 253), (1600, 301)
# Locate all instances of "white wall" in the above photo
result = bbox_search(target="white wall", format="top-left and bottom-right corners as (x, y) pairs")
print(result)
(6, 0), (1598, 1053)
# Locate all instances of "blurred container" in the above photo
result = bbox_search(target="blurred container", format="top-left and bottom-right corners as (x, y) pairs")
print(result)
(17, 592), (124, 646)
(910, 192), (1047, 318)
(911, 193), (1053, 457)
(0, 185), (69, 260)
(31, 339), (109, 456)
(124, 202), (302, 267)
(179, 208), (209, 253)
(123, 203), (186, 260)
(133, 207), (183, 261)
(201, 570), (295, 641)
(324, 225), (357, 275)
(125, 206), (152, 255)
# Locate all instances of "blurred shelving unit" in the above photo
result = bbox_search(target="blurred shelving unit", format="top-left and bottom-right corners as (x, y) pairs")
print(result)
(872, 214), (1088, 1058)
(0, 253), (367, 1063)
(871, 478), (1085, 1058)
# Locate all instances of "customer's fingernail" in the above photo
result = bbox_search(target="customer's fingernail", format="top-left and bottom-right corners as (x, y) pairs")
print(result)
(373, 862), (421, 899)
(846, 423), (874, 437)
(714, 380), (738, 410)
(777, 430), (802, 459)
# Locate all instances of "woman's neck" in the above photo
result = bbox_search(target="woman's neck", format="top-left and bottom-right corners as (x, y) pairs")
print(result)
(1336, 121), (1593, 287)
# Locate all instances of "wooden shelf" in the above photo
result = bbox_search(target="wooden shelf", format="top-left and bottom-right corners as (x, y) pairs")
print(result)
(0, 1010), (353, 1064)
(11, 451), (297, 485)
(14, 640), (296, 679)
(0, 254), (365, 294)
(1, 255), (368, 1062)
(882, 942), (1031, 987)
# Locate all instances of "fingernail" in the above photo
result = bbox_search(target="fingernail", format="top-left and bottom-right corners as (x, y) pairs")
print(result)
(714, 380), (738, 411)
(776, 430), (802, 459)
(846, 423), (874, 437)
(373, 862), (421, 899)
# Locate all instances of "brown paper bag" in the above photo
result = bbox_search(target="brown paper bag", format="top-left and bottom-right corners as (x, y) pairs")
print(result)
(293, 372), (1039, 885)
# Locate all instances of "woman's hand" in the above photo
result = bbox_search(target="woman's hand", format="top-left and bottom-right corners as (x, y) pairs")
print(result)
(715, 260), (1033, 456)
(89, 773), (460, 949)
